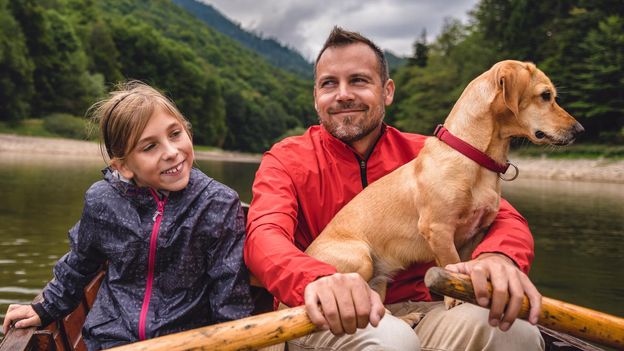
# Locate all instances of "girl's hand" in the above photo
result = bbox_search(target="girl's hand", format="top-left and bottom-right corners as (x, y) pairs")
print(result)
(2, 304), (42, 334)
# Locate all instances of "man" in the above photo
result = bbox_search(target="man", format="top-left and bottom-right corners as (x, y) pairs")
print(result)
(245, 26), (544, 350)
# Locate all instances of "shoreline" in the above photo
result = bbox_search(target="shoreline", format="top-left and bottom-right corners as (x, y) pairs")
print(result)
(0, 133), (261, 163)
(1, 133), (623, 183)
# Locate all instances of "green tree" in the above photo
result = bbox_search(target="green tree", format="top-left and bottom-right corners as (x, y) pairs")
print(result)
(0, 0), (34, 122)
(10, 1), (103, 116)
(110, 19), (226, 145)
(570, 15), (624, 141)
(409, 29), (429, 67)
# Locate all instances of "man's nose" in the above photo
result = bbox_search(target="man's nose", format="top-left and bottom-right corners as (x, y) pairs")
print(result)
(336, 82), (354, 101)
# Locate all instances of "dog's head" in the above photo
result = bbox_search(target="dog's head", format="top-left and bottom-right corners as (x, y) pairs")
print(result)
(491, 60), (584, 145)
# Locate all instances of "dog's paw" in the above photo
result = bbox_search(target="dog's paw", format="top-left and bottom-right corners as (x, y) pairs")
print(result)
(398, 312), (426, 328)
(444, 296), (464, 309)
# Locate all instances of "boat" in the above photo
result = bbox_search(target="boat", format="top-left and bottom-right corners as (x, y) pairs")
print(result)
(0, 269), (605, 351)
(0, 204), (608, 351)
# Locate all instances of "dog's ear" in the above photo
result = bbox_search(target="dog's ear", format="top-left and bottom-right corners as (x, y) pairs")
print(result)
(494, 61), (530, 118)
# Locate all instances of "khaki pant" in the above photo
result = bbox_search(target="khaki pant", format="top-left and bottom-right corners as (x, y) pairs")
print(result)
(284, 301), (545, 351)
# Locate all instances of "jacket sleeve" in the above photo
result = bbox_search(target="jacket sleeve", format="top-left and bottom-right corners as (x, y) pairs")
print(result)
(244, 152), (337, 307)
(471, 198), (534, 273)
(36, 199), (106, 323)
(207, 194), (254, 323)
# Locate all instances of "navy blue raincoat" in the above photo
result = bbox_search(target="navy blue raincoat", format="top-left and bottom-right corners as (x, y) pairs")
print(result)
(33, 168), (253, 350)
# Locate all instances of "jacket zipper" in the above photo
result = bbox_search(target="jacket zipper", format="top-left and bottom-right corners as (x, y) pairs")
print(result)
(138, 189), (167, 341)
(357, 157), (368, 188)
(352, 124), (386, 189)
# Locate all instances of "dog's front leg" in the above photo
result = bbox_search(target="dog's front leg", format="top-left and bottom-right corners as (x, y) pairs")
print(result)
(419, 220), (462, 309)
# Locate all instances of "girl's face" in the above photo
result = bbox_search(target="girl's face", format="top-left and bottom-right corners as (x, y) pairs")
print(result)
(113, 107), (194, 192)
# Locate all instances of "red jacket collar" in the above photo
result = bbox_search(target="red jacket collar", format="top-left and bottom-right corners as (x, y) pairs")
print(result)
(319, 123), (388, 162)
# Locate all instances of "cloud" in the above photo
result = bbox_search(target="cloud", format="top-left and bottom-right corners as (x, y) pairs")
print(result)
(200, 0), (478, 60)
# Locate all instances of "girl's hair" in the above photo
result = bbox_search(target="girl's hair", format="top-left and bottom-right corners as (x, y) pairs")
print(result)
(89, 81), (192, 161)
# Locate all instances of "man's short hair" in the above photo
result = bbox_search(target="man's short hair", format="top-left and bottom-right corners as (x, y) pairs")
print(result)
(314, 26), (389, 82)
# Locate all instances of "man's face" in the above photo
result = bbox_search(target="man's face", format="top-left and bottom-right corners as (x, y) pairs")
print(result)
(314, 43), (394, 143)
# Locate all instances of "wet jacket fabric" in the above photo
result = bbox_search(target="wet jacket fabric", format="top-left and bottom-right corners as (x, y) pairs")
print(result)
(34, 168), (253, 350)
(245, 124), (534, 308)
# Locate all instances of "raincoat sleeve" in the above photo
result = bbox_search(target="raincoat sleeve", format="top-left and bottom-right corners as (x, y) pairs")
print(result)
(206, 195), (253, 322)
(34, 191), (107, 325)
(244, 153), (337, 307)
(472, 198), (534, 273)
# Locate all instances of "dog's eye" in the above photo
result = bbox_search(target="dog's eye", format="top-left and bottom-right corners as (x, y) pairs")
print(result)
(541, 91), (552, 101)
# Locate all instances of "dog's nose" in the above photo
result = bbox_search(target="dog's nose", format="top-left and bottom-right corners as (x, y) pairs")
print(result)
(572, 122), (585, 136)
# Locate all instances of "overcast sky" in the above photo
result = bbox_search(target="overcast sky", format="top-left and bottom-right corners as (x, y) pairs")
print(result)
(199, 0), (480, 61)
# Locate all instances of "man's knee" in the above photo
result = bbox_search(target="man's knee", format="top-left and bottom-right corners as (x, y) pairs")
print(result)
(289, 314), (420, 351)
(416, 303), (544, 351)
(369, 314), (420, 351)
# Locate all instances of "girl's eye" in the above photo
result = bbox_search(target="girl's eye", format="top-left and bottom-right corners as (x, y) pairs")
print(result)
(171, 130), (182, 138)
(142, 143), (156, 152)
(541, 91), (551, 101)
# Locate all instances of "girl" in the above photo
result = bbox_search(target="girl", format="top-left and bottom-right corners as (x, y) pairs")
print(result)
(2, 81), (253, 350)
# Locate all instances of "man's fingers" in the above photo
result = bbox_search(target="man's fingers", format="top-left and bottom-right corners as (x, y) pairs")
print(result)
(319, 289), (343, 334)
(487, 266), (508, 326)
(332, 283), (356, 334)
(368, 290), (385, 327)
(304, 284), (329, 330)
(500, 270), (524, 331)
(522, 274), (542, 325)
(444, 262), (466, 274)
(469, 265), (490, 307)
(350, 281), (372, 330)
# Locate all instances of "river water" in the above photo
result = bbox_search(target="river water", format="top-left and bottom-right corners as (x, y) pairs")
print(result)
(1, 154), (622, 336)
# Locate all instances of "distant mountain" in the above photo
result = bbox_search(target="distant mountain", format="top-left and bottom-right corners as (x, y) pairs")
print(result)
(385, 50), (408, 72)
(172, 0), (313, 78)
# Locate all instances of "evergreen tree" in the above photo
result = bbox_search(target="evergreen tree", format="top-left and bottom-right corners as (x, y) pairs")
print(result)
(10, 0), (103, 117)
(409, 29), (429, 67)
(0, 0), (34, 122)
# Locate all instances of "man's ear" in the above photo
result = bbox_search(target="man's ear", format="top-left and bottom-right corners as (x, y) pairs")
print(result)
(383, 79), (395, 106)
(110, 158), (134, 180)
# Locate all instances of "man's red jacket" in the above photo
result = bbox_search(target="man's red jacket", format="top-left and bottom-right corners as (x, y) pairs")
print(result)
(244, 125), (534, 308)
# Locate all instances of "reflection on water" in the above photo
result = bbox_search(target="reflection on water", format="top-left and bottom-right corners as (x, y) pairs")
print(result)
(0, 154), (622, 336)
(502, 179), (624, 317)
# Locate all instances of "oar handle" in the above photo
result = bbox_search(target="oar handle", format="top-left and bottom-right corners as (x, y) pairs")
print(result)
(107, 305), (316, 351)
(424, 267), (624, 350)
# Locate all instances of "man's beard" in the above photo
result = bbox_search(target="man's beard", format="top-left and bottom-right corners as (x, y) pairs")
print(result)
(321, 103), (385, 143)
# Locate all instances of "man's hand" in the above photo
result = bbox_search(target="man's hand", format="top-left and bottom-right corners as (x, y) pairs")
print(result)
(2, 304), (42, 335)
(303, 272), (385, 335)
(445, 253), (542, 331)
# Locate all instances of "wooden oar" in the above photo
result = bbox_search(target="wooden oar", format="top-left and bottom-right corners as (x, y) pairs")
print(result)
(107, 305), (316, 351)
(425, 267), (624, 350)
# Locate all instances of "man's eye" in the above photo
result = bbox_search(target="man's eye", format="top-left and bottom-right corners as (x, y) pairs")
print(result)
(319, 80), (335, 88)
(541, 91), (552, 101)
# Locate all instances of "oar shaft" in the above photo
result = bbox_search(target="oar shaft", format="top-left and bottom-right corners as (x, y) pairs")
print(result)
(424, 267), (624, 349)
(107, 306), (316, 351)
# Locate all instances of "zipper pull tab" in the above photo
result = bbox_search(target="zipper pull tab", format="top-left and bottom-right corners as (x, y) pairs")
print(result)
(152, 210), (162, 222)
(152, 201), (165, 221)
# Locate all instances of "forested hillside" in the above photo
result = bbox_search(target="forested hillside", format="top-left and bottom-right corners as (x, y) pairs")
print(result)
(1, 0), (621, 152)
(0, 0), (315, 152)
(389, 0), (623, 143)
(171, 0), (313, 79)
